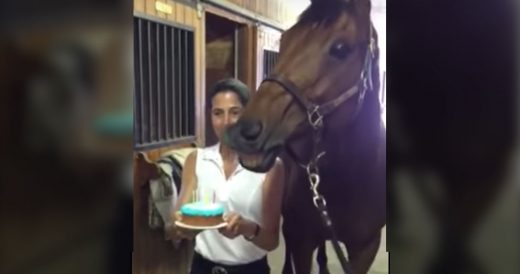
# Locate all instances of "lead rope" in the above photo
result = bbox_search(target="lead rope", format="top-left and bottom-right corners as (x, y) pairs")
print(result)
(305, 108), (354, 274)
(291, 26), (376, 274)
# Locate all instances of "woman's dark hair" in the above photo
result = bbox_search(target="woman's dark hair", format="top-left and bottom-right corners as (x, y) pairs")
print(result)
(208, 78), (250, 108)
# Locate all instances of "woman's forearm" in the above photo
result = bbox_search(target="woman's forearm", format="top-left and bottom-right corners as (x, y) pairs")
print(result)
(244, 221), (279, 251)
(174, 190), (193, 212)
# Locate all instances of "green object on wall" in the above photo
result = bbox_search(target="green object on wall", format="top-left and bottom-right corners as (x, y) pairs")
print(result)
(94, 112), (133, 136)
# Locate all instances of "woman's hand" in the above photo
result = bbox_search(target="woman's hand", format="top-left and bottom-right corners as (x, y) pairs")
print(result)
(219, 212), (257, 239)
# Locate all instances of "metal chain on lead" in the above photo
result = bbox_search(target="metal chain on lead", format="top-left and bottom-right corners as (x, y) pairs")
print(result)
(306, 151), (327, 209)
(305, 103), (328, 209)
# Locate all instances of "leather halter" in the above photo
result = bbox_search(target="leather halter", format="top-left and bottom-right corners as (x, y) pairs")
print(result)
(262, 26), (376, 166)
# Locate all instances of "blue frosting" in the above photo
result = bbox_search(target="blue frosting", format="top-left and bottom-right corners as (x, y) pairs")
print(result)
(180, 202), (224, 216)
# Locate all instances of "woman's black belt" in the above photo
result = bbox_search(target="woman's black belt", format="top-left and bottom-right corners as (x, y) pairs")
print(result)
(191, 252), (270, 274)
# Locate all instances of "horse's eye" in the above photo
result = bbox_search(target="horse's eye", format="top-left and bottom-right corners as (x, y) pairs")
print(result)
(329, 41), (352, 60)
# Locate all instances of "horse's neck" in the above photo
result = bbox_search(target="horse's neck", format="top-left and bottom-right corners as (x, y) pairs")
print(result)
(327, 99), (381, 146)
(286, 91), (384, 182)
(321, 94), (384, 172)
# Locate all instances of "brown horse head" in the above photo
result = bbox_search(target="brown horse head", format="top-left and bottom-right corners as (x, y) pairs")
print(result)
(225, 0), (375, 172)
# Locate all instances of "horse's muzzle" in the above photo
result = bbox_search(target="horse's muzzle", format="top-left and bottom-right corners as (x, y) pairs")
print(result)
(225, 121), (282, 172)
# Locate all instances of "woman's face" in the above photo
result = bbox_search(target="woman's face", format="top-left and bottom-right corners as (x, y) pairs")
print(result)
(211, 91), (244, 141)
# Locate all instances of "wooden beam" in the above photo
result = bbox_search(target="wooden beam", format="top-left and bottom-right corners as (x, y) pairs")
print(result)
(201, 0), (286, 31)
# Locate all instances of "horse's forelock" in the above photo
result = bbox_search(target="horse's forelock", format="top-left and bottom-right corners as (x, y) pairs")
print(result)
(299, 0), (353, 26)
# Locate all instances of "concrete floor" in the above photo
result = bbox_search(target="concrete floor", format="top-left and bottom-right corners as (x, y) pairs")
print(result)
(268, 226), (388, 274)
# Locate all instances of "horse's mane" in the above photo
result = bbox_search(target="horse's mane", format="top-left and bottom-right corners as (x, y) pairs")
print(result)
(297, 0), (352, 26)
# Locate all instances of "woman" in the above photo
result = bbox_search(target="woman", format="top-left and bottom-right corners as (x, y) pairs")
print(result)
(171, 78), (285, 274)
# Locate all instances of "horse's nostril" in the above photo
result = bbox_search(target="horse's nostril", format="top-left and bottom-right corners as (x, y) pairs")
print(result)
(240, 121), (263, 141)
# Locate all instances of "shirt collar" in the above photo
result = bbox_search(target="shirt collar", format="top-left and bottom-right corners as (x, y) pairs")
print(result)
(202, 142), (244, 174)
(202, 143), (221, 161)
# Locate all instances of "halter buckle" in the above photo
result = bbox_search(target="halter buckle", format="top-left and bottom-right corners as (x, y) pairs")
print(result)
(308, 106), (324, 129)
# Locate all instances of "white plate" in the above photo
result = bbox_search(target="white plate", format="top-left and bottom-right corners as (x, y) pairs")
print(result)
(175, 221), (227, 230)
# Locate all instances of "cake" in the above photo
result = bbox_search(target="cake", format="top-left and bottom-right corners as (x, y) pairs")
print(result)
(179, 202), (225, 227)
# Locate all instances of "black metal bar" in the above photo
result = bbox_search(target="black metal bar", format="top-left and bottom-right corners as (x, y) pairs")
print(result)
(272, 52), (275, 74)
(164, 24), (169, 140)
(180, 29), (185, 137)
(171, 28), (177, 138)
(152, 21), (159, 142)
(264, 51), (267, 78)
(264, 50), (268, 79)
(188, 32), (195, 135)
(141, 18), (149, 145)
(267, 51), (269, 78)
(269, 51), (272, 77)
(133, 18), (137, 144)
(184, 30), (188, 136)
(156, 23), (162, 141)
(267, 51), (270, 77)
(134, 18), (142, 145)
(147, 20), (153, 144)
(268, 51), (270, 77)
(268, 50), (272, 78)
(177, 29), (183, 137)
(263, 51), (265, 78)
(267, 52), (269, 77)
(233, 27), (238, 77)
(270, 51), (273, 74)
(272, 52), (275, 73)
(263, 51), (266, 78)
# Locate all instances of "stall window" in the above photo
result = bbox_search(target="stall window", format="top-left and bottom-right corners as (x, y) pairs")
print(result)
(134, 16), (195, 150)
(263, 49), (279, 79)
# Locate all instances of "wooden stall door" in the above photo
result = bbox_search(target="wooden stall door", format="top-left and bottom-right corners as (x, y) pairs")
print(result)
(133, 152), (194, 274)
(237, 25), (257, 92)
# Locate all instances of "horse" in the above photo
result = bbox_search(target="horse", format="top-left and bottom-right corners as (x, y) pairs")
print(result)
(225, 0), (385, 273)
